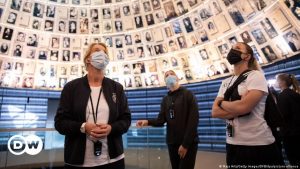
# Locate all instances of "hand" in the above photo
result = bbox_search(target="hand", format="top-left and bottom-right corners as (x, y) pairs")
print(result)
(90, 123), (112, 139)
(136, 120), (148, 128)
(85, 122), (97, 135)
(178, 145), (188, 159)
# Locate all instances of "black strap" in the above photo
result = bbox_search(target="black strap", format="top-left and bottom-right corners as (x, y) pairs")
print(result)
(89, 88), (103, 124)
(224, 69), (252, 101)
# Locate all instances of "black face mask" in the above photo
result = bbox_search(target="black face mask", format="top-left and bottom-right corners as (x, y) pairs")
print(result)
(226, 49), (243, 65)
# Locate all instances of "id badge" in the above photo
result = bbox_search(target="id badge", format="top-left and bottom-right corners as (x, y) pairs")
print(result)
(94, 140), (102, 156)
(226, 123), (234, 137)
(169, 109), (175, 119)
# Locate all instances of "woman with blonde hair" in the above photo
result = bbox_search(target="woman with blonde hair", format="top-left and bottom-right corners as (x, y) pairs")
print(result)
(55, 42), (131, 169)
(276, 73), (300, 167)
(212, 42), (283, 167)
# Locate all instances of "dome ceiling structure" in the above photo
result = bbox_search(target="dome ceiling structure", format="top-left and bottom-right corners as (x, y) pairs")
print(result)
(0, 0), (299, 90)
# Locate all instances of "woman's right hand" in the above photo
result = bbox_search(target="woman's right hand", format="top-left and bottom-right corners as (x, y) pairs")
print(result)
(85, 122), (97, 135)
(136, 120), (148, 128)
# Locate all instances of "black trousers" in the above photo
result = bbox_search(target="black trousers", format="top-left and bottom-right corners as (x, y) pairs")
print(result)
(64, 159), (125, 169)
(168, 144), (198, 169)
(226, 143), (285, 168)
(283, 135), (300, 168)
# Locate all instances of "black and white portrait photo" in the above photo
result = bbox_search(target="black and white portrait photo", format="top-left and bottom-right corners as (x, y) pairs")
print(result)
(284, 0), (300, 20)
(260, 18), (278, 39)
(132, 1), (140, 14)
(261, 45), (277, 62)
(69, 7), (77, 19)
(251, 29), (267, 45)
(44, 20), (54, 31)
(183, 17), (194, 33)
(151, 0), (161, 10)
(135, 16), (144, 28)
(16, 32), (26, 42)
(23, 1), (32, 13)
(143, 1), (152, 12)
(32, 19), (40, 29)
(46, 5), (55, 18)
(176, 2), (188, 15)
(284, 30), (300, 52)
(199, 49), (209, 60)
(69, 21), (77, 33)
(33, 3), (44, 18)
(0, 42), (9, 54)
(115, 21), (123, 32)
(229, 6), (245, 26)
(91, 9), (99, 22)
(102, 8), (111, 19)
(145, 14), (155, 26)
(62, 50), (70, 61)
(7, 12), (17, 24)
(27, 34), (38, 47)
(125, 35), (133, 45)
(10, 0), (21, 11)
(240, 31), (252, 43)
(115, 38), (123, 48)
(123, 5), (131, 16)
(164, 1), (178, 21)
(2, 27), (13, 40)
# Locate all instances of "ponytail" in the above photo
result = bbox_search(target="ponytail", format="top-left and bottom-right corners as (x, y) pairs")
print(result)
(277, 73), (300, 93)
(241, 42), (261, 71)
(290, 74), (300, 94)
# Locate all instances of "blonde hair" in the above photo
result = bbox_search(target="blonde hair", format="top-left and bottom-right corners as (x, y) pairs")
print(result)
(239, 42), (261, 71)
(277, 73), (300, 93)
(83, 42), (108, 66)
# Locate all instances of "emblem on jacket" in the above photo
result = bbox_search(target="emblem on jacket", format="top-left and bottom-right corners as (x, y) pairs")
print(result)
(112, 93), (117, 103)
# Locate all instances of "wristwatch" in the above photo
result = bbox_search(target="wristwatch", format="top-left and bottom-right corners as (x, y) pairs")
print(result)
(80, 122), (86, 133)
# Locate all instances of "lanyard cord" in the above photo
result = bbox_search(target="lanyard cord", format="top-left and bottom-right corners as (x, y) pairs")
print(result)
(89, 88), (103, 124)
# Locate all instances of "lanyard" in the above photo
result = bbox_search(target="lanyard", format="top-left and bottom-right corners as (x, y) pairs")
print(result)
(89, 88), (103, 124)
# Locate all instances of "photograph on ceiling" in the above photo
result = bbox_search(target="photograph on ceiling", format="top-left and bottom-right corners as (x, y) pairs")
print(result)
(71, 37), (81, 49)
(51, 37), (60, 48)
(46, 5), (55, 18)
(83, 37), (90, 47)
(0, 0), (6, 6)
(113, 6), (121, 19)
(251, 0), (267, 11)
(214, 15), (231, 33)
(80, 8), (87, 17)
(136, 46), (145, 58)
(132, 1), (140, 14)
(14, 62), (24, 75)
(69, 7), (77, 19)
(63, 37), (70, 48)
(59, 65), (68, 76)
(123, 5), (131, 16)
(159, 57), (170, 70)
(23, 1), (32, 13)
(104, 37), (113, 47)
(24, 61), (36, 75)
(69, 21), (77, 33)
(16, 32), (26, 42)
(222, 0), (237, 6)
(144, 74), (160, 87)
(187, 0), (198, 7)
(134, 33), (142, 44)
(146, 14), (155, 26)
(184, 69), (193, 81)
(124, 76), (133, 88)
(228, 36), (238, 45)
(59, 77), (67, 88)
(240, 31), (252, 43)
(116, 50), (125, 60)
(143, 1), (152, 12)
(269, 8), (291, 31)
(207, 64), (221, 77)
(134, 16), (144, 28)
(152, 0), (161, 10)
(168, 39), (179, 51)
(188, 33), (199, 46)
(103, 20), (112, 33)
(228, 6), (245, 26)
(57, 6), (68, 19)
(22, 76), (34, 88)
(0, 42), (9, 54)
(50, 50), (59, 61)
(102, 8), (111, 19)
(147, 60), (157, 72)
(134, 76), (143, 87)
(125, 35), (133, 45)
(133, 62), (146, 74)
(164, 0), (178, 21)
(80, 18), (89, 33)
(261, 45), (278, 62)
(154, 44), (164, 55)
(198, 29), (209, 42)
(239, 0), (255, 19)
(191, 13), (202, 30)
(217, 43), (230, 58)
(199, 48), (209, 60)
(146, 45), (155, 56)
(7, 12), (17, 24)
(126, 47), (135, 58)
(72, 0), (80, 5)
(284, 0), (300, 20)
(44, 20), (54, 31)
(70, 65), (79, 75)
(91, 9), (99, 22)
(2, 27), (13, 40)
(219, 62), (230, 74)
(176, 2), (188, 15)
(154, 10), (165, 23)
(250, 45), (264, 64)
(260, 18), (278, 39)
(169, 56), (178, 67)
(172, 20), (182, 34)
(183, 17), (194, 33)
(3, 60), (13, 71)
(25, 48), (36, 59)
(19, 15), (30, 27)
(283, 29), (300, 52)
(13, 44), (22, 57)
(144, 31), (153, 42)
(210, 0), (222, 15)
(11, 0), (21, 11)
(206, 20), (218, 35)
(179, 55), (189, 68)
(115, 37), (123, 48)
(115, 21), (123, 32)
(32, 19), (41, 30)
(62, 50), (70, 61)
(72, 51), (81, 61)
(164, 26), (174, 38)
(38, 50), (48, 60)
(33, 3), (44, 18)
(251, 28), (267, 45)
(199, 6), (213, 21)
(177, 36), (187, 49)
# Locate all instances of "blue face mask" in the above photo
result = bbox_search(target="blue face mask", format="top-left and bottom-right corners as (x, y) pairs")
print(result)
(165, 75), (177, 88)
(90, 51), (109, 70)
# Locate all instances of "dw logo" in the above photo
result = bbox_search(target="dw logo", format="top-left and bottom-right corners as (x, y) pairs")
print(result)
(7, 135), (43, 155)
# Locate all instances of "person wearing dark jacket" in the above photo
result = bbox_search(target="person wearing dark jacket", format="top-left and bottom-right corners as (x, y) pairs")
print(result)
(55, 42), (131, 169)
(276, 73), (300, 167)
(136, 70), (199, 169)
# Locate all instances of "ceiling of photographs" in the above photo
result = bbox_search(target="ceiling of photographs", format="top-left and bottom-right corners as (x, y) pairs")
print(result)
(0, 0), (299, 90)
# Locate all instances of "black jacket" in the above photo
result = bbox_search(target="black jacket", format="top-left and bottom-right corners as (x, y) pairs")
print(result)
(277, 88), (300, 136)
(148, 87), (199, 148)
(54, 75), (131, 165)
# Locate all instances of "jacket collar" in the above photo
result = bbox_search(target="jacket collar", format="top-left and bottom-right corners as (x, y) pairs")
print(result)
(83, 74), (107, 90)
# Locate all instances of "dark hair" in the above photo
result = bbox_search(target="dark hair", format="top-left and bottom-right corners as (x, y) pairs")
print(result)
(277, 73), (300, 93)
(239, 42), (259, 70)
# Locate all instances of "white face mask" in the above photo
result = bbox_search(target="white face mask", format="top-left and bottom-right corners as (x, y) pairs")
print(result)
(90, 51), (109, 70)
